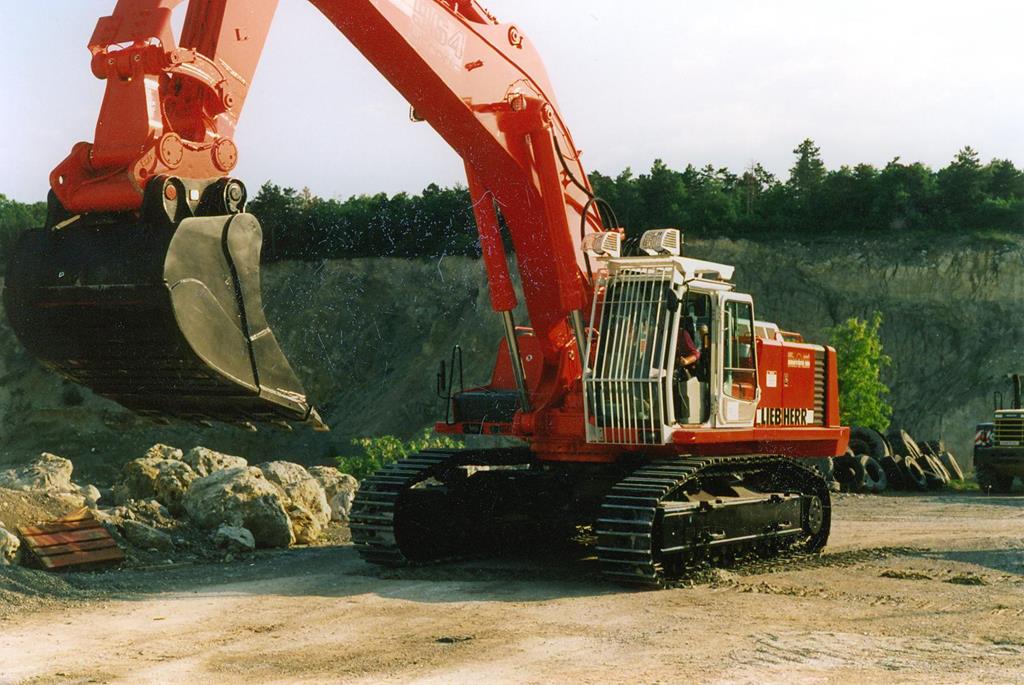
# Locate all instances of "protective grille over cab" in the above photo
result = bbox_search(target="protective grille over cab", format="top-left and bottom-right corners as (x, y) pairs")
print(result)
(583, 265), (676, 445)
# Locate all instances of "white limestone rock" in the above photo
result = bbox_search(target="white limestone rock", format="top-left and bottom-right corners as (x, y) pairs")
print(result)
(183, 467), (293, 548)
(212, 524), (255, 553)
(182, 447), (248, 478)
(0, 527), (21, 566)
(257, 461), (330, 544)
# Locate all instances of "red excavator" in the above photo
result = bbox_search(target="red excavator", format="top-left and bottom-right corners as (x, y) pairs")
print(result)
(5, 0), (848, 585)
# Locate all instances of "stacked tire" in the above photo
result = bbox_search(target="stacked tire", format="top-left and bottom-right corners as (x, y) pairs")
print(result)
(921, 440), (966, 481)
(836, 426), (965, 494)
(887, 429), (931, 491)
(835, 427), (890, 493)
(886, 428), (962, 491)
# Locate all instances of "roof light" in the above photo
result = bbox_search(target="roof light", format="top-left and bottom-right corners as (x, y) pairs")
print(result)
(582, 231), (622, 258)
(639, 228), (682, 256)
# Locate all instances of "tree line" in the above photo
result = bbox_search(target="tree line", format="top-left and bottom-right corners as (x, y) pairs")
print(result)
(590, 141), (1023, 241)
(0, 195), (46, 273)
(0, 140), (1021, 268)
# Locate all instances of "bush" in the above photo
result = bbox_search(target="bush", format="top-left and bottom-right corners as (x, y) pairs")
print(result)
(830, 312), (893, 432)
(336, 428), (463, 480)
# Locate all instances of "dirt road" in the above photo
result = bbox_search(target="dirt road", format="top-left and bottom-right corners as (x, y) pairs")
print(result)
(2, 492), (1022, 685)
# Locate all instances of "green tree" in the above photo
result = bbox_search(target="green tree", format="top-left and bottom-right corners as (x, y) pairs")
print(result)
(872, 158), (936, 231)
(984, 159), (1024, 201)
(634, 159), (687, 237)
(0, 194), (47, 275)
(738, 162), (777, 218)
(683, 164), (739, 235)
(937, 146), (986, 221)
(788, 138), (827, 197)
(247, 182), (304, 261)
(829, 312), (892, 431)
(588, 167), (643, 233)
(784, 138), (828, 230)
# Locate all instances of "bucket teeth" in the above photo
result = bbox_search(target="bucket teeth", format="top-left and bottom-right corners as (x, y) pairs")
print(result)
(308, 408), (330, 432)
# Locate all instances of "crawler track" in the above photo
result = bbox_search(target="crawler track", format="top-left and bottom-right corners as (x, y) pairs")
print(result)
(351, 447), (537, 566)
(350, 449), (458, 566)
(596, 456), (830, 587)
(353, 452), (830, 585)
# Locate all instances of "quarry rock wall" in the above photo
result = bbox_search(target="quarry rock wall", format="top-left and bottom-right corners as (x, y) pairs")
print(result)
(2, 237), (1020, 478)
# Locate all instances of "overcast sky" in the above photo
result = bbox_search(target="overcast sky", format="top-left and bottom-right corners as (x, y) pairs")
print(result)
(1, 0), (1021, 202)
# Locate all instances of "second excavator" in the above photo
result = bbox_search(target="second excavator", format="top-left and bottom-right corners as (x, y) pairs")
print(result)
(6, 0), (848, 585)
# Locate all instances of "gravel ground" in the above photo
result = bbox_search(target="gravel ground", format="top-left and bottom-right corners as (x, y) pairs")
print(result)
(1, 491), (1022, 685)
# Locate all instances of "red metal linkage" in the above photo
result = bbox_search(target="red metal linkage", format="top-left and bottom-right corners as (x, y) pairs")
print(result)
(52, 0), (278, 214)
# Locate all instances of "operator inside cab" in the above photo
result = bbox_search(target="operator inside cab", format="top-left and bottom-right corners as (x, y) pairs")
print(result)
(675, 295), (711, 424)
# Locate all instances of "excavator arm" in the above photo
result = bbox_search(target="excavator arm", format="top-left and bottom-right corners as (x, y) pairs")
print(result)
(6, 0), (610, 428)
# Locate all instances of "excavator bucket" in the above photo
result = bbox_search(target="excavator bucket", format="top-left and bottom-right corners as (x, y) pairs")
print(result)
(4, 213), (325, 429)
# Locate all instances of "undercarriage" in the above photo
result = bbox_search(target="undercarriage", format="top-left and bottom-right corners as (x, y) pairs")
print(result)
(351, 450), (830, 586)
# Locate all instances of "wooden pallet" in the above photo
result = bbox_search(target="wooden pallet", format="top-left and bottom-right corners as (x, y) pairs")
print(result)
(17, 507), (124, 570)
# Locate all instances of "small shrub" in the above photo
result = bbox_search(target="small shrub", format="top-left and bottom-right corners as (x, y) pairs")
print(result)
(336, 428), (463, 480)
(945, 479), (980, 493)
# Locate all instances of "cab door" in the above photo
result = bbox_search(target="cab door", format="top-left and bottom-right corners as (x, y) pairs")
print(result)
(716, 293), (760, 427)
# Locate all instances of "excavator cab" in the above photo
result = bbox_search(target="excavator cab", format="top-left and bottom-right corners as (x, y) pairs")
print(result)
(4, 177), (324, 429)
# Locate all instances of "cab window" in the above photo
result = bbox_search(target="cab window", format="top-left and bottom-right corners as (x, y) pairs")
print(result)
(724, 301), (757, 400)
